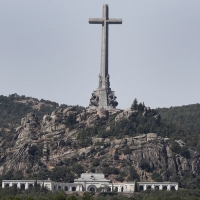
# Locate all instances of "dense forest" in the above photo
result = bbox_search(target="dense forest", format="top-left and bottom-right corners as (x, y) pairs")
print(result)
(156, 103), (200, 133)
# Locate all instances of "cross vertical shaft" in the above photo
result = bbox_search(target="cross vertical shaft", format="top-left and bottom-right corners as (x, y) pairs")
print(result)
(101, 4), (109, 87)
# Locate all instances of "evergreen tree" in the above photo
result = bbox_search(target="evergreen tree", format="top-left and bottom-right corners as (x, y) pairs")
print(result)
(131, 98), (138, 110)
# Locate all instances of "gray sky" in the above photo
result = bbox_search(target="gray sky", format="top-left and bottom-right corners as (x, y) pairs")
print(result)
(0, 0), (200, 109)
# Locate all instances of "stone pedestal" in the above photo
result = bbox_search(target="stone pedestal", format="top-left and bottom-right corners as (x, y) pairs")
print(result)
(89, 87), (118, 110)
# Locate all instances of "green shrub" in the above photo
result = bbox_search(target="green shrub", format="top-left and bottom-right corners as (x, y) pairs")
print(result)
(152, 172), (163, 182)
(140, 160), (152, 172)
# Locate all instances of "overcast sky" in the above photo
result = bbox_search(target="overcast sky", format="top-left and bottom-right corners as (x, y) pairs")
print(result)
(0, 0), (200, 109)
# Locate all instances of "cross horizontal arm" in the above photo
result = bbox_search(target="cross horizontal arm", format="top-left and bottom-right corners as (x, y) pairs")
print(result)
(89, 18), (104, 24)
(107, 19), (122, 24)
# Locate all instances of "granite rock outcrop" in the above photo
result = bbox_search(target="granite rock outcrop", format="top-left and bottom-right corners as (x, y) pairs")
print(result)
(0, 106), (199, 183)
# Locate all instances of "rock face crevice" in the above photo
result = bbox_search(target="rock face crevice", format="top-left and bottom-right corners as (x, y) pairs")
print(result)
(0, 107), (199, 183)
(2, 113), (40, 174)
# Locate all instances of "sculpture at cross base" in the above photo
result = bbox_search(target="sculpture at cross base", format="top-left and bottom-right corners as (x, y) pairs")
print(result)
(89, 4), (122, 110)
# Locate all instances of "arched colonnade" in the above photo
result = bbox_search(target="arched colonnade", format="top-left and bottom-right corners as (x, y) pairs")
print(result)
(137, 182), (178, 191)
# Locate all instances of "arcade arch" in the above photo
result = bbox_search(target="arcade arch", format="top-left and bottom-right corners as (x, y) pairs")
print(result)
(147, 186), (151, 190)
(21, 184), (25, 190)
(65, 186), (68, 191)
(171, 186), (175, 191)
(155, 186), (159, 190)
(139, 186), (144, 191)
(163, 186), (167, 190)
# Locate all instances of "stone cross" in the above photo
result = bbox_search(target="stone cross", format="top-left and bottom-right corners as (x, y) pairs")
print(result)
(89, 5), (122, 110)
(89, 4), (122, 88)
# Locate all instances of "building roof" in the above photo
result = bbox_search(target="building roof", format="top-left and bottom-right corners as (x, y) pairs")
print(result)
(74, 173), (111, 182)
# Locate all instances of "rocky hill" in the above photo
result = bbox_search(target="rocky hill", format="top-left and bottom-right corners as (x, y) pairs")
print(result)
(0, 95), (200, 189)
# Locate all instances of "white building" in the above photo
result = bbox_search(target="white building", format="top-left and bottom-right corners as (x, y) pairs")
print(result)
(137, 182), (178, 191)
(2, 179), (83, 192)
(2, 173), (178, 193)
(74, 173), (135, 193)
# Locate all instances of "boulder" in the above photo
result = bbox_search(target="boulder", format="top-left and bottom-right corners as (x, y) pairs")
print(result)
(147, 133), (157, 141)
(175, 140), (185, 147)
(41, 112), (66, 133)
(115, 108), (138, 123)
(133, 134), (146, 144)
(76, 110), (87, 123)
(21, 112), (39, 129)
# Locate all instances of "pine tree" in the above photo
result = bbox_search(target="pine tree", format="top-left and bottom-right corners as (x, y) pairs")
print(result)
(131, 98), (138, 110)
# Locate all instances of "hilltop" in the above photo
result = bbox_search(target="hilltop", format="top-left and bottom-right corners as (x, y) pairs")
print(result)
(0, 95), (199, 190)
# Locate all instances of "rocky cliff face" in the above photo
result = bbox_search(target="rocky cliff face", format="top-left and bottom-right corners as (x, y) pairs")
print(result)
(0, 106), (199, 183)
(1, 113), (40, 173)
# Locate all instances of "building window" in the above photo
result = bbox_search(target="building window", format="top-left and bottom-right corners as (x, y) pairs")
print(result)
(72, 186), (76, 191)
(65, 186), (68, 191)
(121, 186), (124, 192)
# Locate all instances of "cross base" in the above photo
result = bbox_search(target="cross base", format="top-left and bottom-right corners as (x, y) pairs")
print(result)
(89, 87), (118, 110)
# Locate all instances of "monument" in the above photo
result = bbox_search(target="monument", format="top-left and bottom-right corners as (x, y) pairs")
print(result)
(89, 4), (122, 110)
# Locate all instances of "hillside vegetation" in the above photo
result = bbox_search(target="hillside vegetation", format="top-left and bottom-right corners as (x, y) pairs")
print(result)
(0, 94), (84, 145)
(0, 95), (200, 194)
(156, 103), (200, 133)
(1, 187), (200, 200)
